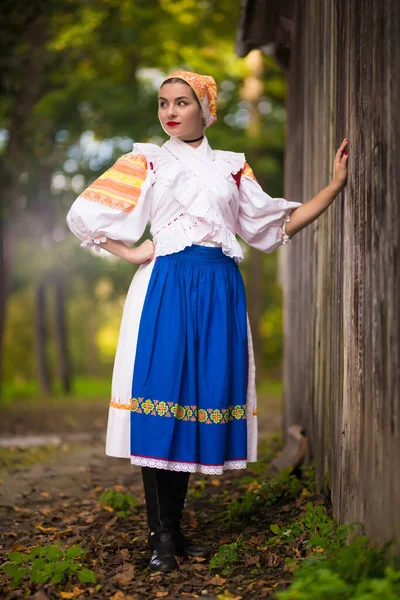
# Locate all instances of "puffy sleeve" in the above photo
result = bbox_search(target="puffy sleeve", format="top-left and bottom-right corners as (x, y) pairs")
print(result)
(66, 150), (153, 252)
(236, 162), (303, 253)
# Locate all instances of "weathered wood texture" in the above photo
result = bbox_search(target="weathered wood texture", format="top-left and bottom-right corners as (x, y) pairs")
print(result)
(281, 0), (400, 547)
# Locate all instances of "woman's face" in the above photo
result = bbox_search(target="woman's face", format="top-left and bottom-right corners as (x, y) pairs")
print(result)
(158, 82), (204, 140)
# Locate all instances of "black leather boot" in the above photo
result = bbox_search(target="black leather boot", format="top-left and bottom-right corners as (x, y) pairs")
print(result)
(148, 530), (178, 572)
(175, 530), (209, 558)
(143, 467), (208, 559)
(141, 467), (191, 572)
(148, 528), (208, 558)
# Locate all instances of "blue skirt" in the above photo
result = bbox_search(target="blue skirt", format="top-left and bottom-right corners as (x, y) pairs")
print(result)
(130, 245), (248, 473)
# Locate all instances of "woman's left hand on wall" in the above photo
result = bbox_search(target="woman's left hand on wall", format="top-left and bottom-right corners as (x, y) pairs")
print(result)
(332, 138), (349, 190)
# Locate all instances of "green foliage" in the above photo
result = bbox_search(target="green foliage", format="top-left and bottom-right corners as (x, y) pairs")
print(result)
(269, 503), (400, 600)
(220, 489), (264, 524)
(261, 468), (303, 505)
(99, 488), (138, 516)
(3, 0), (288, 392)
(0, 445), (60, 470)
(1, 542), (95, 587)
(275, 547), (400, 599)
(209, 538), (244, 576)
(220, 463), (315, 525)
(2, 376), (111, 404)
(265, 502), (358, 552)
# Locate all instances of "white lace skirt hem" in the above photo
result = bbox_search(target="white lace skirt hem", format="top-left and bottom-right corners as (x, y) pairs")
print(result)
(130, 456), (248, 474)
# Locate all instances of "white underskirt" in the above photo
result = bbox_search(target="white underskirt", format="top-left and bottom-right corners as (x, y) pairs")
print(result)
(105, 254), (258, 475)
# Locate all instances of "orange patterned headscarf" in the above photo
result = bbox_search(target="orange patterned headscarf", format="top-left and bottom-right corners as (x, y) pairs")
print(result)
(161, 70), (217, 128)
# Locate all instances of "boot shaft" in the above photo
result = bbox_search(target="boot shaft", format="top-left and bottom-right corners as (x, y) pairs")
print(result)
(141, 466), (190, 533)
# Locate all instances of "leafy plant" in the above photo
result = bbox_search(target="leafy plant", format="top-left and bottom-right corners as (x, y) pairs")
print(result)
(218, 490), (263, 525)
(271, 503), (400, 599)
(220, 467), (303, 525)
(264, 502), (360, 552)
(209, 539), (244, 576)
(99, 489), (138, 516)
(261, 468), (302, 505)
(1, 543), (96, 587)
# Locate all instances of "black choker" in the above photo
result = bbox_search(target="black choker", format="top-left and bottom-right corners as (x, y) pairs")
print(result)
(183, 134), (204, 143)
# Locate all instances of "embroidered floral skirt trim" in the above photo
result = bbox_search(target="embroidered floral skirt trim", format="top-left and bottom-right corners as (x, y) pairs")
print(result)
(129, 245), (248, 473)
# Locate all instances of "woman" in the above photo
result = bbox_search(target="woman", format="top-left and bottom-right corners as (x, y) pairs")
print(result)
(66, 71), (348, 572)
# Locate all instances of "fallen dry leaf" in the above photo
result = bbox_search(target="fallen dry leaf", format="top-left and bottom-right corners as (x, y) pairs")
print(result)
(115, 562), (135, 586)
(53, 529), (74, 538)
(244, 554), (260, 566)
(193, 563), (208, 571)
(40, 492), (51, 499)
(39, 507), (52, 515)
(119, 548), (130, 561)
(246, 480), (261, 492)
(155, 592), (169, 598)
(33, 592), (50, 600)
(35, 525), (57, 532)
(264, 551), (282, 567)
(209, 574), (227, 585)
(10, 542), (27, 552)
(211, 479), (221, 487)
(216, 592), (242, 600)
(218, 536), (232, 544)
(249, 535), (263, 545)
(110, 592), (135, 600)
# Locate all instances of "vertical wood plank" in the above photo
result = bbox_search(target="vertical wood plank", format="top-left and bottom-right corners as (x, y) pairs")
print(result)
(282, 0), (400, 548)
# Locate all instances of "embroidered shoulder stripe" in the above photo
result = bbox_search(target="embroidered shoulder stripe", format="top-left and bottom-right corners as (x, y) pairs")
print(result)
(242, 162), (257, 182)
(80, 153), (148, 213)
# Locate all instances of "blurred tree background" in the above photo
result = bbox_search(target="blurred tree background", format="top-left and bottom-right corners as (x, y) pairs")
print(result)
(1, 0), (287, 403)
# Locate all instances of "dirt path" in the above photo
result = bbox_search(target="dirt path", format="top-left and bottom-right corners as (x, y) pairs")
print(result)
(0, 397), (286, 600)
(0, 396), (281, 509)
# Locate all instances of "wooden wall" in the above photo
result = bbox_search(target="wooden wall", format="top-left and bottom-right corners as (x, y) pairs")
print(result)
(282, 0), (400, 547)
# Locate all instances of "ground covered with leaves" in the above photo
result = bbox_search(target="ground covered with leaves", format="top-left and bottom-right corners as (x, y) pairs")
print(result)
(1, 400), (399, 600)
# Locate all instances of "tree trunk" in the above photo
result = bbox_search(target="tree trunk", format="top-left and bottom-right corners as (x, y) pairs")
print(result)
(53, 272), (72, 394)
(0, 13), (50, 395)
(36, 279), (52, 395)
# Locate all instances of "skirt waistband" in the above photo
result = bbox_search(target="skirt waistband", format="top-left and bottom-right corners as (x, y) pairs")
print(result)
(157, 244), (234, 263)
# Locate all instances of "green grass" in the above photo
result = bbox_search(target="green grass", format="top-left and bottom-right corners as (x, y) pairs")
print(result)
(256, 378), (283, 397)
(1, 377), (111, 405)
(3, 376), (283, 406)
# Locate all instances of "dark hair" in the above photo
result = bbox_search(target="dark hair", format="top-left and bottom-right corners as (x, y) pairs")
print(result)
(160, 77), (200, 107)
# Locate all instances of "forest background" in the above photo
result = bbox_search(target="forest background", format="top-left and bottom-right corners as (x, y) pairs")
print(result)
(1, 0), (289, 404)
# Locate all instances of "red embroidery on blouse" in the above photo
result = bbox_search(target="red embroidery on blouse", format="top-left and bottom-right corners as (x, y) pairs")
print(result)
(232, 171), (242, 188)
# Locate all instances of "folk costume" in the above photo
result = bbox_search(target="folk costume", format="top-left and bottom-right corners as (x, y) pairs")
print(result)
(66, 71), (302, 570)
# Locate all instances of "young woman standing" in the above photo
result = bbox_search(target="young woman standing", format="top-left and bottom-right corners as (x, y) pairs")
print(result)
(67, 71), (348, 572)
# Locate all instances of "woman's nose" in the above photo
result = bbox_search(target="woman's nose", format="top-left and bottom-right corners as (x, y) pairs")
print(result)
(167, 107), (177, 119)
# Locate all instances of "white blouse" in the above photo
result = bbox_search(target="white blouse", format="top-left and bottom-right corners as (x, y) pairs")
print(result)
(66, 136), (302, 263)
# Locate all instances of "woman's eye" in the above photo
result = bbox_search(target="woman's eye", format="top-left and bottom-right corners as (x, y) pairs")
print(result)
(178, 101), (187, 106)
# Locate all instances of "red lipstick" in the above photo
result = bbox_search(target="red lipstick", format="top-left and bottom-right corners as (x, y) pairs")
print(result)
(167, 121), (180, 127)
